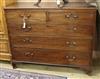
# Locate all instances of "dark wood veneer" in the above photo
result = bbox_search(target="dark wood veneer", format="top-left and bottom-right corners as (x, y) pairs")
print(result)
(4, 2), (96, 74)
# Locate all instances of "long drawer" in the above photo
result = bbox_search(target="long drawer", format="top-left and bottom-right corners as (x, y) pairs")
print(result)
(8, 24), (93, 37)
(12, 48), (90, 66)
(10, 36), (92, 52)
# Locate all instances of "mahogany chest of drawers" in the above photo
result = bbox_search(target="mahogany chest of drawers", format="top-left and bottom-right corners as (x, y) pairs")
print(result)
(4, 2), (96, 73)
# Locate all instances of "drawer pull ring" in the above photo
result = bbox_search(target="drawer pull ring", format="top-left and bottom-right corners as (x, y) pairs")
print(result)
(21, 15), (32, 31)
(23, 22), (26, 29)
(22, 16), (27, 29)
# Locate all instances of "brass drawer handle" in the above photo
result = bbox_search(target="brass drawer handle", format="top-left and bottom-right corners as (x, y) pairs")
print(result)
(66, 56), (76, 62)
(29, 39), (32, 43)
(65, 13), (78, 19)
(23, 38), (32, 43)
(72, 27), (77, 31)
(27, 26), (32, 29)
(20, 14), (32, 31)
(25, 52), (34, 56)
(25, 52), (30, 56)
(19, 14), (31, 18)
(22, 16), (27, 29)
(66, 41), (76, 47)
(65, 13), (72, 18)
(22, 26), (32, 32)
(73, 15), (78, 18)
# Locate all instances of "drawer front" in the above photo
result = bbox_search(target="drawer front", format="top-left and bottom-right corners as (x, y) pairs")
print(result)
(8, 24), (93, 37)
(12, 48), (90, 66)
(10, 36), (92, 52)
(12, 48), (35, 61)
(48, 10), (95, 25)
(5, 10), (46, 24)
(5, 10), (96, 25)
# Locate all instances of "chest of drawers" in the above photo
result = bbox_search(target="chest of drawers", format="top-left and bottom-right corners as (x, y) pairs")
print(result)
(4, 2), (96, 74)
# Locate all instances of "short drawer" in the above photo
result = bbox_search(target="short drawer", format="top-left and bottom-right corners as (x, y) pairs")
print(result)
(10, 36), (93, 52)
(48, 10), (95, 25)
(5, 10), (46, 24)
(12, 48), (34, 61)
(12, 48), (90, 66)
(8, 24), (93, 37)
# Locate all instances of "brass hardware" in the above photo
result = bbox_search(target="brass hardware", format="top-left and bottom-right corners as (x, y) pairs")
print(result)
(20, 14), (31, 30)
(72, 42), (77, 45)
(25, 52), (34, 56)
(23, 38), (32, 43)
(19, 14), (31, 18)
(22, 16), (27, 29)
(25, 52), (31, 56)
(73, 27), (77, 31)
(22, 26), (32, 32)
(66, 55), (76, 61)
(23, 39), (26, 42)
(65, 56), (69, 59)
(26, 14), (31, 18)
(73, 15), (78, 18)
(66, 41), (70, 45)
(65, 13), (72, 18)
(27, 26), (32, 29)
(68, 56), (76, 62)
(31, 53), (34, 56)
(72, 56), (76, 60)
(65, 13), (78, 19)
(29, 39), (32, 43)
(66, 41), (76, 47)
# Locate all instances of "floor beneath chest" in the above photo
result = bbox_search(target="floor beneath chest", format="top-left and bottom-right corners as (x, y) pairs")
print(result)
(0, 59), (100, 79)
